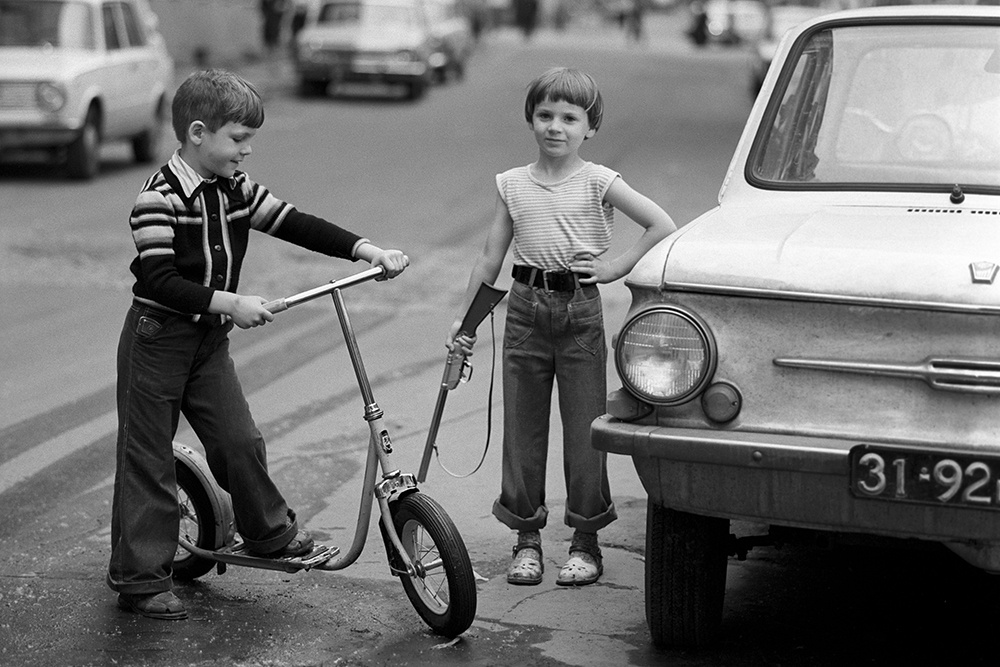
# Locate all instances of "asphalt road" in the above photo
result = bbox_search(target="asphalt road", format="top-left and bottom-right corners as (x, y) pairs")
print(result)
(3, 11), (998, 667)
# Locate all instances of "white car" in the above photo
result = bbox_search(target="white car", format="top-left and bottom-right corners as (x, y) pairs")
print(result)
(294, 0), (438, 100)
(0, 0), (174, 178)
(593, 4), (1000, 648)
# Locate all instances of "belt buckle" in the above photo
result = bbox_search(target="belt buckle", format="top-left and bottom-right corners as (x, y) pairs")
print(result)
(541, 269), (556, 292)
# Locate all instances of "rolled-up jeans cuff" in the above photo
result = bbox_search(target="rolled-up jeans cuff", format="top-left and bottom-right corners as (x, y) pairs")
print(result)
(241, 509), (299, 554)
(565, 501), (617, 533)
(492, 498), (548, 532)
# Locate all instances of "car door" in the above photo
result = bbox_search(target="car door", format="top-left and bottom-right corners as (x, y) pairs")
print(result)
(100, 0), (152, 137)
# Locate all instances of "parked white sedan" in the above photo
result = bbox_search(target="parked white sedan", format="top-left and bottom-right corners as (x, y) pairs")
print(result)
(592, 4), (1000, 648)
(0, 0), (174, 178)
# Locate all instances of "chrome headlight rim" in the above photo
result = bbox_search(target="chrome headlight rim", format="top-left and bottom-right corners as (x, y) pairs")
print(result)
(36, 82), (66, 113)
(614, 305), (717, 406)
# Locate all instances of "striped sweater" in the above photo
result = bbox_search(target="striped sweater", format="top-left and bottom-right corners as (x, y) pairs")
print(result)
(128, 153), (364, 317)
(497, 161), (620, 271)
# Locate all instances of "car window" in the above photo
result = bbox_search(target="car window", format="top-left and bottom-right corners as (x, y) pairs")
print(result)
(0, 0), (96, 49)
(750, 23), (1000, 191)
(102, 2), (121, 49)
(318, 1), (419, 27)
(120, 1), (146, 46)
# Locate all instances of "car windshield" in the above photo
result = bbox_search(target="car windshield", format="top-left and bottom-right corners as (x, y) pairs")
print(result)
(317, 1), (420, 28)
(750, 23), (1000, 192)
(0, 0), (95, 48)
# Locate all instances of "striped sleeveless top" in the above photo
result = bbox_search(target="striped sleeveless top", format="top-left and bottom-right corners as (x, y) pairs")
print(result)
(496, 161), (620, 271)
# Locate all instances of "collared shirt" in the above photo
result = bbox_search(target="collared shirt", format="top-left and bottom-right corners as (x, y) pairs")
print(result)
(129, 151), (367, 319)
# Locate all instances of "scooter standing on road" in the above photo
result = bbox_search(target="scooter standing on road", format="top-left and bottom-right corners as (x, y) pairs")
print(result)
(170, 266), (477, 638)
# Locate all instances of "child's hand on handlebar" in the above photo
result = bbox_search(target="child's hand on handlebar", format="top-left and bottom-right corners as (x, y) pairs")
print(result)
(230, 295), (275, 329)
(372, 249), (409, 280)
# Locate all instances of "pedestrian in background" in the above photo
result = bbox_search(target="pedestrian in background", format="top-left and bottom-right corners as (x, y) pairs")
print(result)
(109, 69), (408, 620)
(448, 67), (676, 586)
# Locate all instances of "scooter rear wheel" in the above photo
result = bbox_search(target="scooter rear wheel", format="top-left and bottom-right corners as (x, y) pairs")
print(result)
(173, 461), (220, 580)
(392, 492), (477, 637)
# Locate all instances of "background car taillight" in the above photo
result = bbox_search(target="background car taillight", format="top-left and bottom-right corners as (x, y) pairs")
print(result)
(615, 307), (716, 405)
(36, 82), (66, 112)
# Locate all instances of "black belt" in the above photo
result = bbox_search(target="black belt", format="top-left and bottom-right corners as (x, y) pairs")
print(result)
(512, 265), (581, 292)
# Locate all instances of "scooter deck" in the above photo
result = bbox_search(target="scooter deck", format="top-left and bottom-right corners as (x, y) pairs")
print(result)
(209, 541), (340, 573)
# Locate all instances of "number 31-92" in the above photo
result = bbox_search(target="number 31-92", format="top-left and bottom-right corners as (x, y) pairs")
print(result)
(854, 450), (1000, 506)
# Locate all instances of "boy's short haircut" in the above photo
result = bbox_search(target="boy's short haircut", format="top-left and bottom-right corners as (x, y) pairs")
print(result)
(171, 69), (265, 142)
(524, 67), (604, 133)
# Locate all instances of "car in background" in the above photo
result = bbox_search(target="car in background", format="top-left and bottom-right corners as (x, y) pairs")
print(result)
(749, 0), (836, 95)
(592, 4), (1000, 648)
(293, 0), (438, 100)
(422, 0), (473, 81)
(0, 0), (173, 179)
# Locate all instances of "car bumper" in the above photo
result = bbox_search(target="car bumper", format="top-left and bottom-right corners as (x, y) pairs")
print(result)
(592, 414), (1000, 568)
(0, 123), (79, 151)
(297, 60), (428, 84)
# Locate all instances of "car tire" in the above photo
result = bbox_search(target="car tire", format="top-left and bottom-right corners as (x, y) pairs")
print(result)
(66, 107), (100, 180)
(406, 78), (427, 101)
(298, 78), (328, 97)
(132, 96), (167, 164)
(645, 500), (729, 648)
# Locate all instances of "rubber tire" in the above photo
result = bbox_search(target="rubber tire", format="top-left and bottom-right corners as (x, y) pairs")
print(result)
(406, 79), (426, 101)
(392, 492), (477, 637)
(173, 461), (220, 580)
(132, 96), (167, 164)
(298, 78), (328, 97)
(66, 108), (100, 179)
(645, 500), (729, 648)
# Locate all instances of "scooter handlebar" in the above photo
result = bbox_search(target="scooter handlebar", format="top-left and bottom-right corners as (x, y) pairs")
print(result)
(263, 266), (387, 314)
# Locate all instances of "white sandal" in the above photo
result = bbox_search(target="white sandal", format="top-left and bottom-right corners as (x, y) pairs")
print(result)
(507, 545), (543, 585)
(556, 550), (603, 586)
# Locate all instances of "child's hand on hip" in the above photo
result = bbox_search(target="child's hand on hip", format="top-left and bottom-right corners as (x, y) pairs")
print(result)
(570, 252), (616, 284)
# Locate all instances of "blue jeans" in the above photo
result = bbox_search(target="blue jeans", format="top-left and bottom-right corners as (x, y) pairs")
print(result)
(491, 281), (617, 533)
(107, 303), (298, 595)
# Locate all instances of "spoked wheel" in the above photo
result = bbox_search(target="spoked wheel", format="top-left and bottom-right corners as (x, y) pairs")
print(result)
(391, 492), (477, 637)
(173, 443), (232, 580)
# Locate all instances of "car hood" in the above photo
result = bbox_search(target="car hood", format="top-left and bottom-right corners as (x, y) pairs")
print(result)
(0, 48), (107, 80)
(636, 203), (1000, 307)
(298, 24), (426, 49)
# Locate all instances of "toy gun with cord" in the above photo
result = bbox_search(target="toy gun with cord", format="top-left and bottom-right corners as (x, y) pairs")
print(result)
(417, 282), (507, 482)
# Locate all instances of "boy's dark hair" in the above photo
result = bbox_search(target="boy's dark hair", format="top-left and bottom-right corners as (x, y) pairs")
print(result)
(524, 67), (603, 133)
(171, 69), (265, 142)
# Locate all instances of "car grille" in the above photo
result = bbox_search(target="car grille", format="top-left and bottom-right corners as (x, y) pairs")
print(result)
(0, 82), (37, 110)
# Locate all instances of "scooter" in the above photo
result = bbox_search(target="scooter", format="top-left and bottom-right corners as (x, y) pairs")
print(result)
(170, 266), (477, 638)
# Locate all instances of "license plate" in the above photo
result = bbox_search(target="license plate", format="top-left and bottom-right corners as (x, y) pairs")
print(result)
(850, 444), (1000, 509)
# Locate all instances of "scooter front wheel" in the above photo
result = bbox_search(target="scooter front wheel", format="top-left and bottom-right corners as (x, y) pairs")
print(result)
(391, 492), (477, 637)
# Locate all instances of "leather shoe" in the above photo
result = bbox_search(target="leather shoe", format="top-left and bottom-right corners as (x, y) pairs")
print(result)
(117, 591), (187, 620)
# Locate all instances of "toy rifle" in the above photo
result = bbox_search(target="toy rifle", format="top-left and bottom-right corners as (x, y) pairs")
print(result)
(417, 282), (507, 482)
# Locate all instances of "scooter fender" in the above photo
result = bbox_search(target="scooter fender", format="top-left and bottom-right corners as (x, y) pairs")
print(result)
(173, 441), (236, 550)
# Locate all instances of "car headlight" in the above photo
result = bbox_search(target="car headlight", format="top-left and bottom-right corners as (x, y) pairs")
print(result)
(36, 82), (66, 112)
(615, 307), (716, 405)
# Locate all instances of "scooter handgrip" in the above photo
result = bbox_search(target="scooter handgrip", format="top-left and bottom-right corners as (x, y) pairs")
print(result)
(263, 298), (288, 314)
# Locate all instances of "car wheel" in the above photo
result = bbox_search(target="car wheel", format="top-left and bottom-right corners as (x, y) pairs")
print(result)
(66, 107), (100, 180)
(132, 96), (167, 164)
(645, 500), (729, 648)
(298, 78), (328, 97)
(406, 78), (427, 101)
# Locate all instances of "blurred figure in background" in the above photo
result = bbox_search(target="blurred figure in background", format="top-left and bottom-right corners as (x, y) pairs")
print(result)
(513, 0), (539, 39)
(260, 0), (287, 54)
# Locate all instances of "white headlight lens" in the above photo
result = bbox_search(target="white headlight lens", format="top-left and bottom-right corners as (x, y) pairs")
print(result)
(616, 308), (714, 405)
(36, 83), (66, 112)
